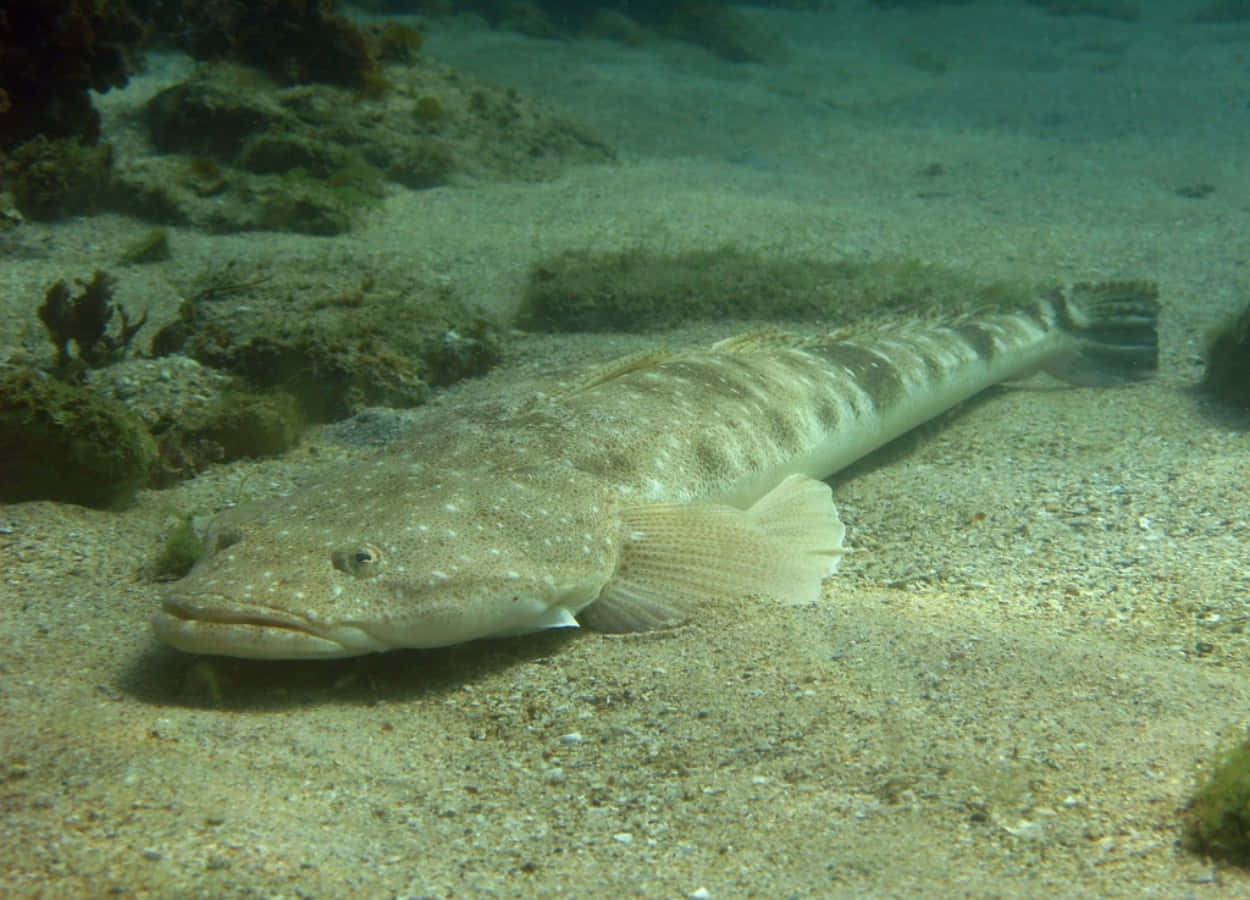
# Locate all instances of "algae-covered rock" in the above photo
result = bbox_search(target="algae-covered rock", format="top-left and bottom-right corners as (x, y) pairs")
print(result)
(189, 389), (305, 461)
(145, 64), (285, 159)
(0, 367), (156, 508)
(151, 266), (500, 421)
(519, 246), (1034, 333)
(1203, 301), (1250, 410)
(3, 137), (114, 221)
(247, 172), (377, 236)
(1183, 735), (1250, 866)
(86, 357), (304, 482)
(125, 60), (614, 234)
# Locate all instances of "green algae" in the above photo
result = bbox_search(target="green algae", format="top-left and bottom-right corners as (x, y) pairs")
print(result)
(153, 513), (206, 581)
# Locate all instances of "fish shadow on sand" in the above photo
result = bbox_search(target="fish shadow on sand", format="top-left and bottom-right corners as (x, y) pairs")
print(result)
(120, 629), (583, 710)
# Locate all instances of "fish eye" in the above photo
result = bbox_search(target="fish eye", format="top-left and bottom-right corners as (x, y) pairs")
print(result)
(332, 544), (384, 578)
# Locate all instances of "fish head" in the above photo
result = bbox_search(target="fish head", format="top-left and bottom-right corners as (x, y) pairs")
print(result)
(153, 460), (623, 659)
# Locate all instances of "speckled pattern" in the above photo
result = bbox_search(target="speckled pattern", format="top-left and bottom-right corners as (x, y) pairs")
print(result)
(152, 291), (1144, 659)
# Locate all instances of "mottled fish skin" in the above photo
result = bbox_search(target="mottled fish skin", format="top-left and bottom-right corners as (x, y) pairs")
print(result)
(153, 282), (1159, 658)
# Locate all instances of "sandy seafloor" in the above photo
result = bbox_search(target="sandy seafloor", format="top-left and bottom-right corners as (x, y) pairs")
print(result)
(3, 1), (1250, 896)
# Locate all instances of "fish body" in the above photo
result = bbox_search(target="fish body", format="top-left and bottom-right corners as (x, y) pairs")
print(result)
(153, 282), (1159, 658)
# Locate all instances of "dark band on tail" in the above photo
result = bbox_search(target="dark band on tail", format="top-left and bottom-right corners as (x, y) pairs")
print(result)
(1045, 281), (1160, 385)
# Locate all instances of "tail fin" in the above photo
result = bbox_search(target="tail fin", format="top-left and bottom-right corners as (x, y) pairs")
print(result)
(1043, 281), (1160, 386)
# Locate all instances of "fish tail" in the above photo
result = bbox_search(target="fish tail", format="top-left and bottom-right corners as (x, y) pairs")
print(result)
(1043, 280), (1161, 385)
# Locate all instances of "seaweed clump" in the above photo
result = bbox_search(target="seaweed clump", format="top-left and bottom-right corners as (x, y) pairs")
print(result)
(153, 513), (206, 581)
(1203, 300), (1250, 411)
(1183, 735), (1250, 867)
(38, 271), (148, 370)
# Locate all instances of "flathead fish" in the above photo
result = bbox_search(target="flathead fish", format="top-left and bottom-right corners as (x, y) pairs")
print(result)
(153, 282), (1159, 658)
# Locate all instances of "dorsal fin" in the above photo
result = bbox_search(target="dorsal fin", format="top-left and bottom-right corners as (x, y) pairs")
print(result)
(548, 348), (677, 398)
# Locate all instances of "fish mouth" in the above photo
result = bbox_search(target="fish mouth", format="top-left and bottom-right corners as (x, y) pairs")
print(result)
(153, 598), (389, 660)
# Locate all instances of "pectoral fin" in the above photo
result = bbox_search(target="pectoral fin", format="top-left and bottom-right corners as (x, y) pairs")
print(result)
(579, 474), (845, 633)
